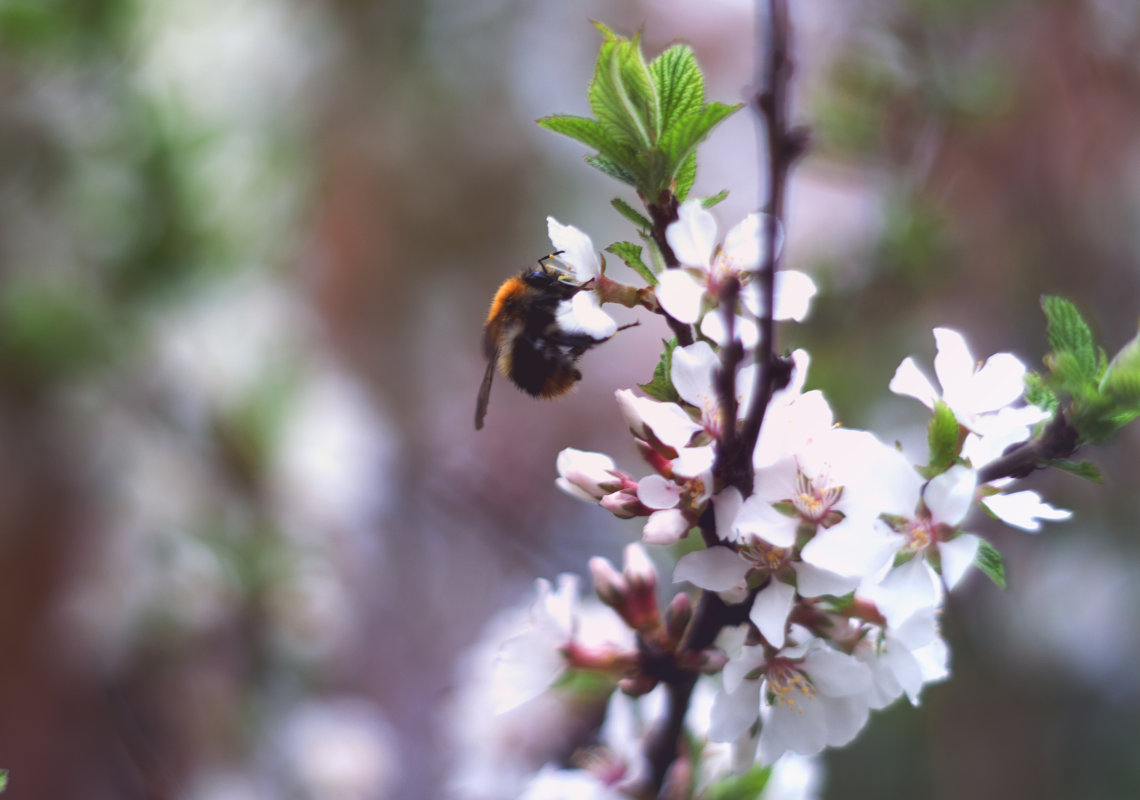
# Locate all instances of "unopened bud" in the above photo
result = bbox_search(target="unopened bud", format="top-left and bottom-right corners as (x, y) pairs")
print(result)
(642, 508), (693, 545)
(664, 592), (693, 642)
(555, 448), (624, 502)
(599, 489), (644, 519)
(620, 543), (660, 631)
(589, 556), (628, 608)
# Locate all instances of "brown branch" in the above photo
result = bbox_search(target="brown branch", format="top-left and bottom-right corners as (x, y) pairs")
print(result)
(976, 412), (1081, 484)
(641, 4), (804, 793)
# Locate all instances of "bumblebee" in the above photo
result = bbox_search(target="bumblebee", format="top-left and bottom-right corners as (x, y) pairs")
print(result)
(475, 254), (616, 430)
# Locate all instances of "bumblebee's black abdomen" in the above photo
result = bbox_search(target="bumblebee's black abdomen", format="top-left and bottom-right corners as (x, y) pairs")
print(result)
(510, 332), (581, 397)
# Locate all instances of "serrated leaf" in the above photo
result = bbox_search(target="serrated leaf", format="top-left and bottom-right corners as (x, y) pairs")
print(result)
(641, 339), (681, 402)
(536, 114), (614, 151)
(585, 154), (639, 187)
(927, 400), (961, 472)
(1047, 458), (1103, 482)
(1041, 295), (1098, 383)
(701, 189), (729, 208)
(588, 27), (659, 150)
(658, 102), (742, 173)
(674, 150), (696, 201)
(606, 241), (656, 285)
(611, 197), (652, 230)
(648, 43), (704, 133)
(974, 539), (1006, 589)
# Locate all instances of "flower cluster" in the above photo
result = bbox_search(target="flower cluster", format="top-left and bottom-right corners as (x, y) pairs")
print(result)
(456, 199), (1081, 799)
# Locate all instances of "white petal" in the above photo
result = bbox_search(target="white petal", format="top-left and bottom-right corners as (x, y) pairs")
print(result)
(966, 353), (1027, 413)
(626, 395), (702, 449)
(800, 519), (902, 580)
(889, 357), (938, 409)
(932, 328), (975, 398)
(700, 309), (760, 349)
(793, 561), (860, 599)
(546, 217), (602, 280)
(556, 292), (617, 338)
(869, 557), (940, 628)
(749, 580), (796, 648)
(666, 200), (718, 268)
(710, 675), (762, 743)
(923, 465), (977, 526)
(735, 496), (798, 548)
(642, 509), (692, 545)
(722, 212), (765, 271)
(761, 694), (828, 762)
(818, 693), (871, 748)
(981, 490), (1072, 532)
(772, 270), (817, 322)
(655, 269), (707, 324)
(713, 487), (744, 543)
(802, 647), (872, 696)
(674, 547), (749, 592)
(671, 341), (718, 408)
(673, 445), (716, 480)
(637, 474), (681, 509)
(939, 533), (979, 589)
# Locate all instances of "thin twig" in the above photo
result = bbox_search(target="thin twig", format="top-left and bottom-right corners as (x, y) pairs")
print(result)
(735, 0), (806, 490)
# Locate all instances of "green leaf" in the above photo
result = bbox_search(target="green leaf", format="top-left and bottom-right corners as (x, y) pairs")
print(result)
(648, 43), (704, 133)
(974, 538), (1006, 589)
(537, 114), (617, 153)
(0, 768), (8, 793)
(611, 197), (652, 231)
(1046, 458), (1103, 482)
(674, 151), (697, 201)
(641, 339), (681, 402)
(1041, 295), (1098, 383)
(1099, 327), (1140, 406)
(701, 189), (729, 208)
(701, 763), (772, 800)
(588, 24), (659, 150)
(585, 154), (639, 187)
(658, 102), (742, 172)
(606, 241), (656, 285)
(927, 401), (961, 472)
(1023, 371), (1058, 414)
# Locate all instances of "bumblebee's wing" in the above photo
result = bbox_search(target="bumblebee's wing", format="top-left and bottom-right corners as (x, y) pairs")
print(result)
(475, 349), (499, 430)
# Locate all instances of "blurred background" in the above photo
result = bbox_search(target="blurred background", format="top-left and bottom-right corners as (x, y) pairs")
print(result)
(1, 0), (1139, 798)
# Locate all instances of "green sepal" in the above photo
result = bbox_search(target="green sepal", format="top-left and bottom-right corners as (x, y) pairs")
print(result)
(606, 241), (656, 285)
(974, 538), (1006, 589)
(641, 338), (682, 403)
(702, 189), (730, 208)
(701, 763), (772, 800)
(611, 197), (652, 231)
(926, 400), (961, 474)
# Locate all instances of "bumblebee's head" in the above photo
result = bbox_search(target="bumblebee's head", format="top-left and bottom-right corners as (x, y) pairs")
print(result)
(526, 251), (583, 289)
